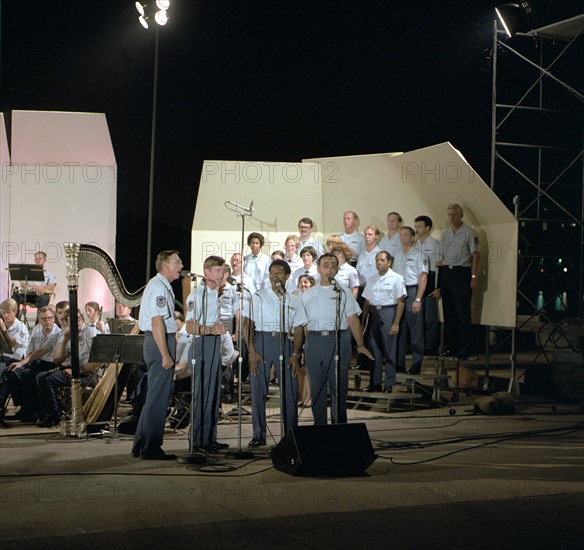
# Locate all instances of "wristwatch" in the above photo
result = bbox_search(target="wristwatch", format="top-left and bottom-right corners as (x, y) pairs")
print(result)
(471, 274), (477, 279)
(414, 298), (422, 303)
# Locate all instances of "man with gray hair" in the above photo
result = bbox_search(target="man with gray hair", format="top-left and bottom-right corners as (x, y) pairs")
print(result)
(132, 250), (183, 460)
(434, 204), (481, 359)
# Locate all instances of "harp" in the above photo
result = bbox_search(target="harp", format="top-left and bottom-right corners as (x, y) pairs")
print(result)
(61, 243), (145, 437)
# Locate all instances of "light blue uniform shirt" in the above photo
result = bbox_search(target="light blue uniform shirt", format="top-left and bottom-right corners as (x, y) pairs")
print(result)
(392, 246), (428, 286)
(363, 269), (407, 306)
(28, 324), (62, 361)
(300, 284), (361, 332)
(139, 273), (177, 333)
(185, 284), (221, 327)
(244, 288), (308, 333)
(340, 231), (365, 259)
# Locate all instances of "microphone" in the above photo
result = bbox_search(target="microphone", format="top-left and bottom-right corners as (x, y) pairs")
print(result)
(226, 276), (237, 286)
(329, 277), (340, 291)
(224, 200), (254, 215)
(272, 277), (285, 295)
(181, 270), (204, 279)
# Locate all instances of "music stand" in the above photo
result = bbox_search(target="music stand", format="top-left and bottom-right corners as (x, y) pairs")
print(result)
(88, 334), (144, 439)
(8, 264), (44, 321)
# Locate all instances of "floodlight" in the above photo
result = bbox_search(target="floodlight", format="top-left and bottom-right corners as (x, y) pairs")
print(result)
(156, 0), (170, 9)
(154, 10), (168, 25)
(135, 2), (145, 16)
(495, 2), (533, 37)
(139, 15), (149, 29)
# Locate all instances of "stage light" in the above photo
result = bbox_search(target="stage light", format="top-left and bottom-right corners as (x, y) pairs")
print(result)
(134, 0), (172, 279)
(136, 1), (170, 29)
(496, 2), (533, 37)
(154, 9), (168, 26)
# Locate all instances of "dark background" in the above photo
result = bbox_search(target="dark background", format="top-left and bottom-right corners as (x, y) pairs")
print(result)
(1, 0), (582, 303)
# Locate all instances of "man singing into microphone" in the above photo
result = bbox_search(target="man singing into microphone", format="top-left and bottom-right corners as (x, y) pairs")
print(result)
(132, 250), (182, 460)
(243, 260), (307, 448)
(185, 255), (229, 452)
(299, 253), (373, 424)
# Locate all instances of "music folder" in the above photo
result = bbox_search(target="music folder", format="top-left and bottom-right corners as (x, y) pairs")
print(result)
(8, 264), (44, 282)
(88, 334), (144, 364)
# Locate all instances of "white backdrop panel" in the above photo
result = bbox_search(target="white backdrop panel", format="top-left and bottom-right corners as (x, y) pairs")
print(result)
(0, 111), (118, 317)
(191, 161), (323, 274)
(305, 142), (518, 328)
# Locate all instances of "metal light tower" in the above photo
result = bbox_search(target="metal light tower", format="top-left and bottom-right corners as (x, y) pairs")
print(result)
(136, 1), (171, 282)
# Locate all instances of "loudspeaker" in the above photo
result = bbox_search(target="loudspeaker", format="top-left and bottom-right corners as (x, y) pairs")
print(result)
(271, 423), (377, 476)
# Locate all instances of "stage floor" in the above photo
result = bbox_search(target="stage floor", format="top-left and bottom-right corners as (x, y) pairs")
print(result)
(1, 390), (583, 549)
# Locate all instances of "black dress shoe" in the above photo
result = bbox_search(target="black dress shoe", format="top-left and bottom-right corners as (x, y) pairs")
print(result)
(383, 387), (393, 393)
(140, 452), (177, 461)
(212, 442), (230, 450)
(0, 419), (10, 429)
(196, 446), (218, 454)
(364, 385), (381, 393)
(131, 449), (140, 458)
(247, 438), (267, 448)
(37, 417), (59, 428)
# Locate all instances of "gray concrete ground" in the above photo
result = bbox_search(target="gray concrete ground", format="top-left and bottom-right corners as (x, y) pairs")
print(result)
(1, 395), (583, 549)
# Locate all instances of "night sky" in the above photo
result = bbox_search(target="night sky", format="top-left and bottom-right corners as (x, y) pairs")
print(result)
(1, 0), (582, 297)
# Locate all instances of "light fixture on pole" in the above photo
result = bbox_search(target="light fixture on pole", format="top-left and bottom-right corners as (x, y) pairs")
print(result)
(135, 2), (149, 28)
(495, 2), (533, 37)
(155, 0), (170, 26)
(135, 1), (171, 282)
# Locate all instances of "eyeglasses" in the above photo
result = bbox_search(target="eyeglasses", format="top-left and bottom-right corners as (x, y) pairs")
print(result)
(167, 259), (182, 264)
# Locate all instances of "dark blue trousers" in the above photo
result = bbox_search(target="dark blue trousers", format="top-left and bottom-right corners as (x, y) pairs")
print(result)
(397, 286), (425, 374)
(368, 306), (398, 389)
(190, 335), (221, 448)
(305, 330), (350, 425)
(132, 332), (176, 457)
(250, 332), (298, 440)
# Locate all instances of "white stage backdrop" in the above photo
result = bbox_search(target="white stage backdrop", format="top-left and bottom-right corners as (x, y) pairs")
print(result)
(193, 143), (517, 329)
(0, 110), (118, 317)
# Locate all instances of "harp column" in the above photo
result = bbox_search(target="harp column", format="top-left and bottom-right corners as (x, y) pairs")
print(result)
(62, 242), (87, 437)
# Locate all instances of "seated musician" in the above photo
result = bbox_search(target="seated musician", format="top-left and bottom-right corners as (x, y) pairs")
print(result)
(0, 299), (30, 426)
(35, 309), (97, 428)
(84, 301), (110, 337)
(108, 303), (138, 334)
(55, 301), (70, 329)
(13, 251), (57, 314)
(2, 307), (62, 423)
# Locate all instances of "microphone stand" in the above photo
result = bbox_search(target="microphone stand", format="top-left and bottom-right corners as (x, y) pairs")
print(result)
(178, 275), (208, 465)
(278, 284), (286, 439)
(226, 199), (255, 460)
(332, 280), (342, 424)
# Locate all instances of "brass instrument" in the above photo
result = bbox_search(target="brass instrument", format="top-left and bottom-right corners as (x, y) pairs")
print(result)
(14, 285), (53, 296)
(62, 244), (145, 437)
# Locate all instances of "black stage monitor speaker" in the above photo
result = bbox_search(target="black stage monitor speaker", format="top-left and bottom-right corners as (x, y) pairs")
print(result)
(271, 423), (377, 476)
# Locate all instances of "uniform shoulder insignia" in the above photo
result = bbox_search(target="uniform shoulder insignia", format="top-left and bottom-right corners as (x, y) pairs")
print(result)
(156, 296), (166, 307)
(187, 300), (194, 311)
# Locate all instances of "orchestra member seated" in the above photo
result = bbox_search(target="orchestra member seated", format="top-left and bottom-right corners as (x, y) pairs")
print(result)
(35, 309), (97, 428)
(13, 251), (57, 316)
(84, 301), (110, 336)
(2, 307), (61, 423)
